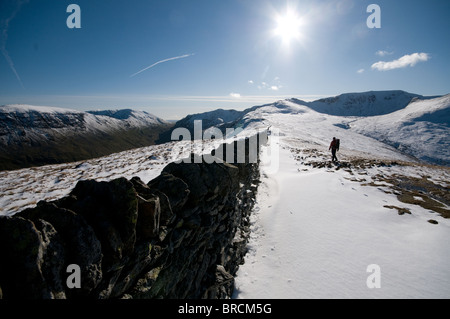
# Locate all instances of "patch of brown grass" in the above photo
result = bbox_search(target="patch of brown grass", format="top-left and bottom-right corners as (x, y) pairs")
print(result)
(376, 175), (450, 219)
(292, 147), (450, 219)
(383, 205), (411, 215)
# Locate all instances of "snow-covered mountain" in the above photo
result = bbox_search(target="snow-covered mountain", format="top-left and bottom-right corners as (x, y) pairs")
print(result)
(298, 90), (430, 116)
(177, 108), (245, 127)
(87, 109), (167, 126)
(0, 104), (171, 170)
(157, 108), (248, 143)
(169, 90), (449, 166)
(350, 94), (450, 166)
(0, 105), (166, 145)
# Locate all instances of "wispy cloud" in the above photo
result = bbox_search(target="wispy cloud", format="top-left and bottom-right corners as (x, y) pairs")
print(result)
(257, 77), (282, 91)
(371, 53), (430, 71)
(375, 50), (393, 57)
(1, 0), (29, 88)
(130, 53), (194, 77)
(357, 68), (365, 74)
(229, 92), (241, 98)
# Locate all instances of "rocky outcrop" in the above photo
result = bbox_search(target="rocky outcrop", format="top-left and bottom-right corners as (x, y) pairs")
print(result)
(0, 133), (267, 299)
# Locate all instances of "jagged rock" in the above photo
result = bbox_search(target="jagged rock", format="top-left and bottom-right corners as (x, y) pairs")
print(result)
(33, 219), (66, 299)
(148, 172), (190, 213)
(153, 190), (175, 226)
(162, 154), (239, 206)
(129, 266), (163, 299)
(18, 202), (103, 296)
(110, 241), (161, 298)
(56, 178), (139, 298)
(131, 177), (174, 226)
(60, 177), (138, 271)
(136, 195), (160, 240)
(0, 216), (52, 298)
(170, 228), (193, 249)
(203, 265), (235, 299)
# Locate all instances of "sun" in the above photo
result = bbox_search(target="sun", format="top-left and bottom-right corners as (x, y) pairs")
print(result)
(273, 9), (304, 46)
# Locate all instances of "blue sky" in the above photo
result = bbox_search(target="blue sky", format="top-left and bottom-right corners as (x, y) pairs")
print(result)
(0, 0), (449, 119)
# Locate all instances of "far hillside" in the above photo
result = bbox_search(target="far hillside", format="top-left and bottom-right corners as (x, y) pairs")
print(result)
(0, 105), (172, 171)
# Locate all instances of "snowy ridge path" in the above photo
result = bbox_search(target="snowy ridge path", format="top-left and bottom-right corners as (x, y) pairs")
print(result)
(233, 139), (450, 299)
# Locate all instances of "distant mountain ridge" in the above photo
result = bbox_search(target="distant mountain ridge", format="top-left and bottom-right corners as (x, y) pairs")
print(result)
(87, 109), (167, 125)
(293, 90), (433, 116)
(163, 90), (440, 136)
(0, 105), (172, 170)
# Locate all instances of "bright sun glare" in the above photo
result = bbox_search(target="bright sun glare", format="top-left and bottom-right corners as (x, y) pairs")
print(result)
(274, 9), (304, 45)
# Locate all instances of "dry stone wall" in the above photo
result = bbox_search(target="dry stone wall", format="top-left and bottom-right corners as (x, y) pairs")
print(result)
(0, 133), (267, 299)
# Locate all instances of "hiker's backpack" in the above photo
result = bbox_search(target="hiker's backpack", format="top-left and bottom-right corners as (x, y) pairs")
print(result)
(336, 139), (340, 151)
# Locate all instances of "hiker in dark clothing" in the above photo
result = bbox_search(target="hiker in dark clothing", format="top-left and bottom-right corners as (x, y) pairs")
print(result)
(329, 137), (339, 162)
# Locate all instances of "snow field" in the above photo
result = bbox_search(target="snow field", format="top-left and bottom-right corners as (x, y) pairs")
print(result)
(233, 139), (450, 299)
(0, 142), (185, 216)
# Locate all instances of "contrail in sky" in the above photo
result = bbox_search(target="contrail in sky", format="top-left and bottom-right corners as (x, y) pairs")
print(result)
(1, 0), (28, 88)
(130, 53), (194, 78)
